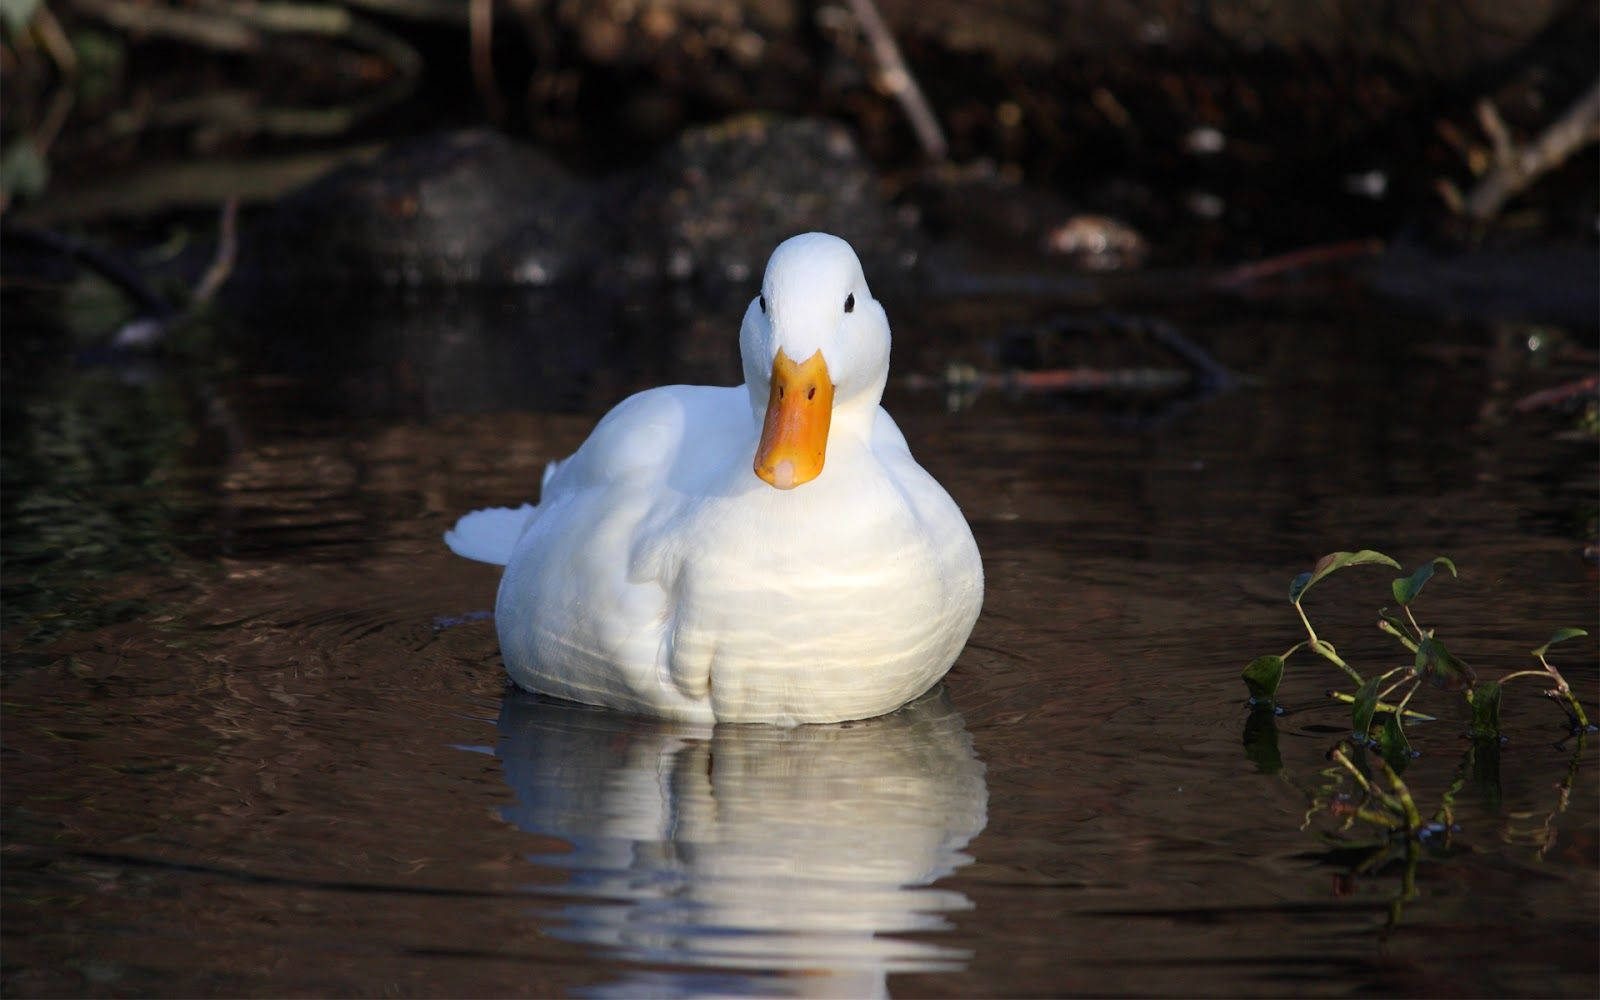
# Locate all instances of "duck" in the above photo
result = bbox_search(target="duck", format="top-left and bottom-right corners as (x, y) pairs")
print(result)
(445, 232), (983, 725)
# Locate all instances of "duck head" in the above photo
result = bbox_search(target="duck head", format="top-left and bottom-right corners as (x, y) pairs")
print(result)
(740, 233), (890, 490)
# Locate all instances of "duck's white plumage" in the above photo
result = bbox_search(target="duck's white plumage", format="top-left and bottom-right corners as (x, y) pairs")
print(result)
(446, 233), (982, 724)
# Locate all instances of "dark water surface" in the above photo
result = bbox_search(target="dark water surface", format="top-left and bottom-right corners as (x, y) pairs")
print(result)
(4, 289), (1597, 996)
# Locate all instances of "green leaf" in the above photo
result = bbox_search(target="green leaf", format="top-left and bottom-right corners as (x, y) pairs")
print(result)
(1413, 635), (1475, 691)
(1241, 655), (1284, 703)
(1290, 550), (1401, 603)
(1351, 675), (1382, 738)
(1532, 627), (1589, 658)
(1390, 556), (1457, 606)
(1377, 713), (1412, 773)
(1467, 681), (1502, 741)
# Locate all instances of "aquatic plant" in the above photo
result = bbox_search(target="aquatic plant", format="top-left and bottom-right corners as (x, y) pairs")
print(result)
(1240, 550), (1593, 932)
(1242, 549), (1590, 743)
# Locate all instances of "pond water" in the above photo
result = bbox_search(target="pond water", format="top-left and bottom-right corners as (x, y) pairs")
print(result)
(3, 283), (1596, 997)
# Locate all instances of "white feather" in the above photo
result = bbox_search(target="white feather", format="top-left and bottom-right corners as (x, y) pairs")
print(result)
(443, 504), (536, 566)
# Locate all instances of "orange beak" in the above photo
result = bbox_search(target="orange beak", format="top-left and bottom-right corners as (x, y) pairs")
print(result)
(753, 348), (834, 489)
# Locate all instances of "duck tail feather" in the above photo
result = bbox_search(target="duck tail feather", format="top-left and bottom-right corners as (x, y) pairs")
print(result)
(443, 503), (537, 566)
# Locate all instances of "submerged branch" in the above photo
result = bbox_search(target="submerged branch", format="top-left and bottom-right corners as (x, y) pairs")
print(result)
(1513, 375), (1599, 413)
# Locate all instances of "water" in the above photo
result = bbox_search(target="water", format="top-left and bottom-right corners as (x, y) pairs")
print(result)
(3, 288), (1596, 996)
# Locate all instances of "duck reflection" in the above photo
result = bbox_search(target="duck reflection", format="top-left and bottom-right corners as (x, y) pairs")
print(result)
(494, 687), (987, 997)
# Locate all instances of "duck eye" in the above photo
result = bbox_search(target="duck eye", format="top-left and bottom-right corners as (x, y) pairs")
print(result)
(759, 293), (767, 314)
(844, 293), (855, 313)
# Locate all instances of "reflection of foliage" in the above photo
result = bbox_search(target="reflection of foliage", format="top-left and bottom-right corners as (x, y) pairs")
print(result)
(0, 366), (196, 648)
(1240, 550), (1593, 933)
(1256, 725), (1589, 935)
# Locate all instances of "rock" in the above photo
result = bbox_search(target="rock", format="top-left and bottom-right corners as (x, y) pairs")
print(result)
(244, 117), (918, 293)
(244, 130), (602, 287)
(615, 116), (921, 287)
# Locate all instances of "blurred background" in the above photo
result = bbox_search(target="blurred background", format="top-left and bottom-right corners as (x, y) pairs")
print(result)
(5, 0), (1597, 417)
(4, 1), (1597, 298)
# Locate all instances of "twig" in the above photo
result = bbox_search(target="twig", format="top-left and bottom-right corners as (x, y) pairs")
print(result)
(1143, 317), (1238, 388)
(1211, 239), (1385, 289)
(470, 0), (505, 123)
(32, 3), (80, 76)
(74, 0), (261, 51)
(1007, 367), (1188, 393)
(343, 0), (470, 22)
(506, 0), (555, 65)
(1464, 78), (1600, 223)
(1476, 98), (1515, 168)
(900, 366), (1192, 395)
(73, 0), (421, 138)
(1512, 375), (1598, 413)
(844, 0), (946, 161)
(191, 198), (239, 306)
(35, 85), (75, 156)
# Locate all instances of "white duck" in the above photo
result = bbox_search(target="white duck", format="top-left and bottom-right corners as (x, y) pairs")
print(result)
(446, 232), (982, 725)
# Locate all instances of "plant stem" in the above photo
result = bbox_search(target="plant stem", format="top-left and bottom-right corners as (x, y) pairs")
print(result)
(1378, 618), (1420, 653)
(1385, 841), (1421, 934)
(1502, 665), (1592, 727)
(1314, 639), (1364, 685)
(1392, 678), (1422, 720)
(1537, 653), (1589, 728)
(1372, 756), (1423, 833)
(1328, 747), (1374, 795)
(1330, 745), (1406, 816)
(1403, 605), (1425, 642)
(1326, 690), (1436, 721)
(1553, 687), (1589, 728)
(1433, 767), (1466, 830)
(1376, 668), (1412, 702)
(1536, 732), (1587, 860)
(1296, 600), (1364, 685)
